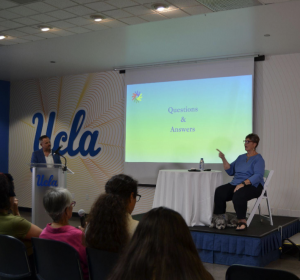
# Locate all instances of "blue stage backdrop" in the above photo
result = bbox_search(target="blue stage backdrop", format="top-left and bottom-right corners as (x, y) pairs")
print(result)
(0, 80), (10, 173)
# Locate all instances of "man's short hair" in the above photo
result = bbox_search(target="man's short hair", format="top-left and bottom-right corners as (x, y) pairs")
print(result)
(39, 135), (49, 145)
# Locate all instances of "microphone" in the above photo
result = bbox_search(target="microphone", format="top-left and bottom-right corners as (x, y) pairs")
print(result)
(78, 209), (86, 228)
(53, 145), (63, 155)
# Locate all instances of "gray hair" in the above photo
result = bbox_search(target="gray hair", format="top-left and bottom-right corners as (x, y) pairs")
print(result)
(43, 187), (72, 222)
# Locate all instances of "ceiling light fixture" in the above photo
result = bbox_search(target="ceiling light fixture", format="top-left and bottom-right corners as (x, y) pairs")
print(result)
(0, 35), (7, 40)
(38, 26), (52, 32)
(90, 15), (105, 22)
(152, 3), (169, 12)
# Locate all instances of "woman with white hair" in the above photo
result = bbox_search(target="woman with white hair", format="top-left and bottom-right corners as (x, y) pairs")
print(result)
(40, 187), (88, 280)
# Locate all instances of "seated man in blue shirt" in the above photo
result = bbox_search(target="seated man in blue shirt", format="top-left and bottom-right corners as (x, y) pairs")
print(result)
(214, 133), (265, 231)
(31, 135), (62, 166)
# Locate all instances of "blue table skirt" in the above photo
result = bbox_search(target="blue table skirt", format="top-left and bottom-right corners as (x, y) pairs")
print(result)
(191, 220), (300, 266)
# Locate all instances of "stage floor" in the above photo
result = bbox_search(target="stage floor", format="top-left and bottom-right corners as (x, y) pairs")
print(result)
(189, 215), (299, 237)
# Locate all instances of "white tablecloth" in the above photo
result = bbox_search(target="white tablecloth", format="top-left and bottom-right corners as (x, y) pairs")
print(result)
(152, 170), (223, 227)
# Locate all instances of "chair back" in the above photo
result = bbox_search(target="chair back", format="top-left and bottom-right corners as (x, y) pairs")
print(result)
(32, 238), (83, 280)
(263, 170), (274, 190)
(86, 247), (119, 280)
(226, 264), (299, 280)
(0, 234), (31, 279)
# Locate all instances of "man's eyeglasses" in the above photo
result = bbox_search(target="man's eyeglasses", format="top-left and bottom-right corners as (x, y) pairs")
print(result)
(136, 194), (141, 202)
(70, 201), (76, 207)
(243, 140), (253, 144)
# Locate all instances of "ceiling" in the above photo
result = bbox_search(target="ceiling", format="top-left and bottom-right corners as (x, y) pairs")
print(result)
(0, 0), (299, 81)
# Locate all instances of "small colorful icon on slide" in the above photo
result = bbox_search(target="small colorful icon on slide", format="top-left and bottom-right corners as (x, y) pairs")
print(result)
(132, 91), (142, 103)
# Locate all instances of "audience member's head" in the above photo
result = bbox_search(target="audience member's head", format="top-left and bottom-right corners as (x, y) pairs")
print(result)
(108, 207), (214, 280)
(43, 188), (74, 223)
(85, 174), (138, 252)
(0, 173), (10, 212)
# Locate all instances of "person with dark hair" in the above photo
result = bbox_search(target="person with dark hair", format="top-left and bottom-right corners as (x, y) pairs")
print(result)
(41, 187), (88, 280)
(5, 173), (20, 216)
(107, 207), (214, 280)
(30, 135), (61, 166)
(214, 133), (265, 231)
(84, 174), (140, 252)
(0, 173), (42, 242)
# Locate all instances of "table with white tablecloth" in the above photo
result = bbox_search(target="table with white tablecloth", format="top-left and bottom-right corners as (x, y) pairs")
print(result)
(152, 170), (223, 226)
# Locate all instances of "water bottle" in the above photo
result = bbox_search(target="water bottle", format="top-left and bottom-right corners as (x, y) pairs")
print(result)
(199, 158), (204, 171)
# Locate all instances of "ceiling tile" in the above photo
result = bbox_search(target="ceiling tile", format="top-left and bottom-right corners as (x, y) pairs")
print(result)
(25, 2), (58, 13)
(85, 2), (115, 12)
(102, 19), (127, 28)
(0, 0), (18, 9)
(139, 13), (167, 21)
(259, 0), (290, 3)
(160, 8), (189, 18)
(124, 5), (153, 15)
(67, 26), (91, 33)
(72, 0), (99, 3)
(0, 20), (24, 29)
(7, 6), (38, 17)
(166, 0), (200, 8)
(120, 16), (147, 25)
(44, 0), (77, 9)
(7, 37), (29, 43)
(0, 26), (7, 32)
(13, 17), (41, 25)
(65, 5), (96, 16)
(0, 40), (18, 46)
(84, 23), (109, 31)
(46, 10), (76, 20)
(181, 5), (213, 15)
(30, 14), (58, 23)
(16, 26), (40, 34)
(4, 29), (28, 37)
(66, 17), (92, 26)
(50, 20), (76, 29)
(20, 34), (44, 41)
(106, 0), (138, 8)
(51, 29), (75, 36)
(38, 32), (59, 38)
(103, 9), (133, 19)
(0, 10), (21, 20)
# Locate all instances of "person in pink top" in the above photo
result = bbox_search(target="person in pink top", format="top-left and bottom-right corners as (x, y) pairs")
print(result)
(40, 187), (88, 280)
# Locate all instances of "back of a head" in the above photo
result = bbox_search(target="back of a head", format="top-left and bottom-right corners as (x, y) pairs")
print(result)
(105, 174), (137, 198)
(0, 173), (10, 211)
(43, 187), (72, 222)
(108, 207), (213, 280)
(85, 174), (138, 252)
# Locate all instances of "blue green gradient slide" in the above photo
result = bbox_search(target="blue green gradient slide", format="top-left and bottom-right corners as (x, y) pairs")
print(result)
(126, 75), (252, 163)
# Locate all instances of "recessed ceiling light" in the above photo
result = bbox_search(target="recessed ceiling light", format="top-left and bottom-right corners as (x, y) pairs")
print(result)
(152, 3), (169, 12)
(0, 35), (7, 40)
(38, 26), (52, 32)
(90, 15), (105, 22)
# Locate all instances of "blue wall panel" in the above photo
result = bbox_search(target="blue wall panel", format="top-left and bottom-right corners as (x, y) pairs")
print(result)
(0, 80), (10, 173)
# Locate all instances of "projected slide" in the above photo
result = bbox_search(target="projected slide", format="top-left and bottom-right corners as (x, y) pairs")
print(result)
(125, 75), (252, 163)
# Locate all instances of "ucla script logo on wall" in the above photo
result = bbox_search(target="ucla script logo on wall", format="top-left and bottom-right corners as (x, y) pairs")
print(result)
(132, 91), (142, 103)
(32, 109), (101, 157)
